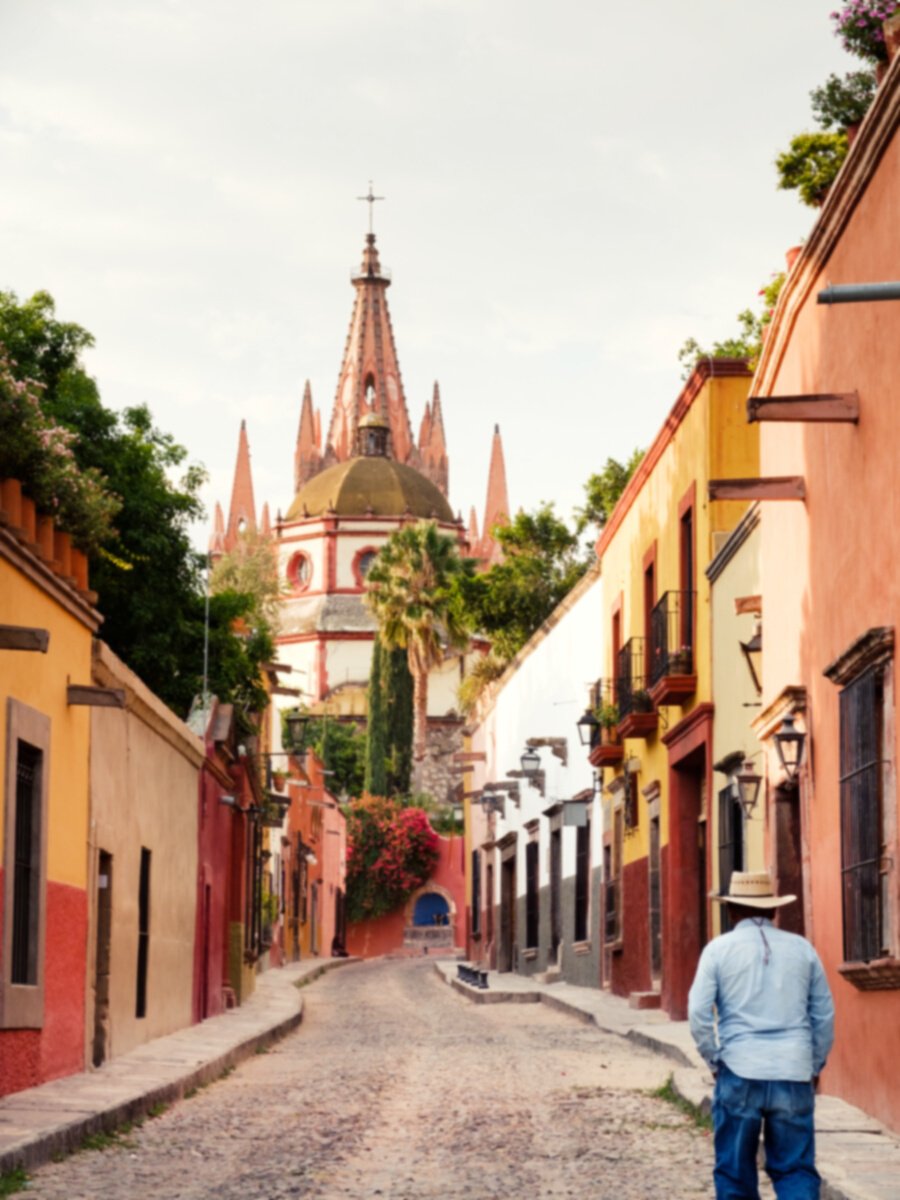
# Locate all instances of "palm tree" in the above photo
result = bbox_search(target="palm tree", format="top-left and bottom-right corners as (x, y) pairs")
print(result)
(364, 521), (473, 784)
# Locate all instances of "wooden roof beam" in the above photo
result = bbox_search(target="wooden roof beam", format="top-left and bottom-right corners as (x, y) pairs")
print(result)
(0, 624), (49, 652)
(709, 477), (806, 502)
(747, 392), (859, 424)
(67, 684), (126, 708)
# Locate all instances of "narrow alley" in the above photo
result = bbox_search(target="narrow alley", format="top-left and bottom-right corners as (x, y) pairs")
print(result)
(23, 959), (719, 1200)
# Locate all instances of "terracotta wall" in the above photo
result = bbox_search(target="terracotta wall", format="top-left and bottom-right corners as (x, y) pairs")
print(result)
(88, 642), (202, 1062)
(754, 65), (900, 1132)
(347, 833), (464, 958)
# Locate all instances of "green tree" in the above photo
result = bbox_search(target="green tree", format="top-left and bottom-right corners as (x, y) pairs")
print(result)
(0, 289), (269, 719)
(364, 640), (389, 796)
(676, 272), (786, 379)
(365, 521), (475, 774)
(456, 504), (587, 663)
(296, 715), (367, 798)
(810, 71), (877, 129)
(776, 131), (849, 208)
(383, 646), (413, 795)
(209, 527), (283, 634)
(574, 449), (645, 533)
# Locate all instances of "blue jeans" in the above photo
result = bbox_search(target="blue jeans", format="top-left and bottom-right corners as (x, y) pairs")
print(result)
(712, 1063), (819, 1199)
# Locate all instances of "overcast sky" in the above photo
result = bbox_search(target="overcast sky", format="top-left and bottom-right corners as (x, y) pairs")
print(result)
(1, 1), (850, 548)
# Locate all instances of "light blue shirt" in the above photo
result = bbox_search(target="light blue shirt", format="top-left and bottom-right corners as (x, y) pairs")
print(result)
(688, 918), (835, 1082)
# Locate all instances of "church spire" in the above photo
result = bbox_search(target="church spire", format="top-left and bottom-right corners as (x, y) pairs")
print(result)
(224, 420), (257, 552)
(478, 424), (509, 566)
(209, 501), (226, 560)
(324, 229), (416, 468)
(419, 381), (448, 496)
(295, 380), (321, 492)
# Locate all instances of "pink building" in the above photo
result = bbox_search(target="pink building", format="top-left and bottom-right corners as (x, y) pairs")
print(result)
(752, 54), (900, 1131)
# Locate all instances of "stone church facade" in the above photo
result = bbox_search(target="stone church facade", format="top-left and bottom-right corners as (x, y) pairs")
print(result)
(211, 226), (509, 800)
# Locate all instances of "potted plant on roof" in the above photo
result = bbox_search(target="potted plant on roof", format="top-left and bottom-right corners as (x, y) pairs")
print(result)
(831, 2), (900, 74)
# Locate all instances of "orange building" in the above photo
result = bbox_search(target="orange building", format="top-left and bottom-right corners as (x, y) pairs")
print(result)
(751, 54), (900, 1132)
(0, 481), (99, 1095)
(283, 750), (346, 960)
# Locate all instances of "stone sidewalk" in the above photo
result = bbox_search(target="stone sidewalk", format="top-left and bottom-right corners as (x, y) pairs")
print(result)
(435, 961), (900, 1200)
(0, 957), (357, 1176)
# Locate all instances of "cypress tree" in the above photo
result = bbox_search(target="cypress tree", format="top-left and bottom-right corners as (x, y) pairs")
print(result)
(365, 639), (388, 796)
(384, 646), (414, 796)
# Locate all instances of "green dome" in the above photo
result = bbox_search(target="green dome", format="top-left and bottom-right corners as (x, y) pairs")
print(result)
(285, 456), (455, 522)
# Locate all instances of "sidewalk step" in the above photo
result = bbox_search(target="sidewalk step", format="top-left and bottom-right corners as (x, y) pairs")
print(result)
(628, 990), (662, 1010)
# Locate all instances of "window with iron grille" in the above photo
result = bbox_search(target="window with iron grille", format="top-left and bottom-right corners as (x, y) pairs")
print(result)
(135, 847), (151, 1019)
(574, 819), (590, 943)
(471, 849), (481, 936)
(12, 743), (41, 986)
(2, 702), (50, 1032)
(525, 841), (539, 949)
(839, 667), (886, 964)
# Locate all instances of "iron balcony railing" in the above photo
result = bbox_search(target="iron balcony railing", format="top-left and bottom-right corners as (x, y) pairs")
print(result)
(615, 637), (652, 719)
(588, 677), (618, 745)
(649, 590), (695, 685)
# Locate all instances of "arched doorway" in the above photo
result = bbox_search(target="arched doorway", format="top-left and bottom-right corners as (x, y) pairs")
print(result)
(413, 891), (450, 927)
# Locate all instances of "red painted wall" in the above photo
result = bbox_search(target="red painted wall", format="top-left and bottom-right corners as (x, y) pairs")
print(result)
(192, 768), (232, 1022)
(610, 856), (651, 999)
(346, 833), (465, 958)
(0, 881), (87, 1096)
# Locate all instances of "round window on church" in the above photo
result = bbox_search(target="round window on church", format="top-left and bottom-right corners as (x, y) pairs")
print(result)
(353, 548), (378, 587)
(287, 552), (312, 592)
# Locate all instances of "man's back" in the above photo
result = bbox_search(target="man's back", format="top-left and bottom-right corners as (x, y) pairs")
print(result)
(688, 917), (834, 1082)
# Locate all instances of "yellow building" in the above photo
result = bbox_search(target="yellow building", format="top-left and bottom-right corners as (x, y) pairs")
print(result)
(1, 481), (100, 1095)
(591, 360), (756, 1018)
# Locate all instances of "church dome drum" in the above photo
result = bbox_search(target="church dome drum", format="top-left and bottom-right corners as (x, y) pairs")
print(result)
(285, 456), (455, 523)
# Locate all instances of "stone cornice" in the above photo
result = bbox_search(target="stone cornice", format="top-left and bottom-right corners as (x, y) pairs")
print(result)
(706, 504), (761, 584)
(752, 686), (807, 742)
(594, 358), (751, 561)
(754, 56), (900, 396)
(824, 627), (894, 687)
(0, 525), (101, 632)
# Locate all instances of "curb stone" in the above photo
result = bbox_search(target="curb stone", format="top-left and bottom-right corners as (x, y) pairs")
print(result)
(0, 957), (358, 1176)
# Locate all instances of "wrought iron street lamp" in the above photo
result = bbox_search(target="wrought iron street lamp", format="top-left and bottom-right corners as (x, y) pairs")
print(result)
(284, 709), (308, 750)
(520, 745), (541, 774)
(576, 708), (599, 747)
(774, 714), (806, 785)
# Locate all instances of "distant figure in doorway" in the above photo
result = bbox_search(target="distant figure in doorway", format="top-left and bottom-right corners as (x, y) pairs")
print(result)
(688, 870), (834, 1200)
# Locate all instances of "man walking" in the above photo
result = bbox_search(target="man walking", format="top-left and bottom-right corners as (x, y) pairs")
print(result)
(688, 870), (834, 1199)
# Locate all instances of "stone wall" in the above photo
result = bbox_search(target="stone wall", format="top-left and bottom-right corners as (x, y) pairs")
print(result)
(417, 718), (465, 802)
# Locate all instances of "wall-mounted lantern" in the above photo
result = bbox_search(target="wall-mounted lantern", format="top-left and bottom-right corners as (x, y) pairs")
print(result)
(284, 709), (308, 749)
(520, 745), (542, 774)
(774, 714), (806, 785)
(734, 758), (763, 819)
(576, 708), (599, 747)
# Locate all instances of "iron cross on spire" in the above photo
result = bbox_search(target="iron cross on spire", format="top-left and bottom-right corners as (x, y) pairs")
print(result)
(357, 181), (384, 234)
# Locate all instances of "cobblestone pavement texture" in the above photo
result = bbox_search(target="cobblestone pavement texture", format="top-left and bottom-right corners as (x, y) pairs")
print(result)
(22, 959), (753, 1200)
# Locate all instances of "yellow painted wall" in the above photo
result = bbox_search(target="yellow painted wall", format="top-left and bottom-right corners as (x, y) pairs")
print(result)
(597, 370), (756, 867)
(0, 555), (94, 889)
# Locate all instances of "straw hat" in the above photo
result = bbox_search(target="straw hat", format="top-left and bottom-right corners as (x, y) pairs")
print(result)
(711, 870), (796, 909)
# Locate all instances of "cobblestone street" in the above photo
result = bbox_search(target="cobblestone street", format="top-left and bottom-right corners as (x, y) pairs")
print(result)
(25, 960), (718, 1199)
